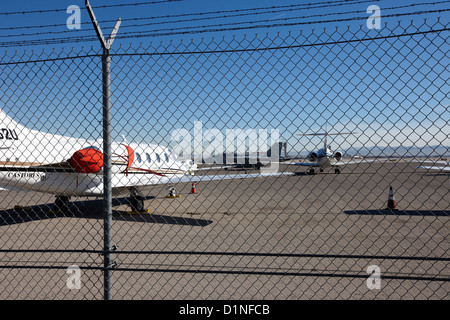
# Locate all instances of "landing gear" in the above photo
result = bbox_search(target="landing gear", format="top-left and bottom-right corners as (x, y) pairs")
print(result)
(128, 188), (145, 213)
(309, 168), (315, 175)
(54, 195), (70, 213)
(335, 168), (341, 174)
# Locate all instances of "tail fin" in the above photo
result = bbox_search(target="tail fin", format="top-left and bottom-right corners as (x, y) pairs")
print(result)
(267, 142), (286, 158)
(0, 108), (29, 143)
(297, 131), (357, 149)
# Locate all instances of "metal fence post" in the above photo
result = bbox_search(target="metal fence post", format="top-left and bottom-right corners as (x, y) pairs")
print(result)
(102, 47), (113, 300)
(85, 0), (121, 300)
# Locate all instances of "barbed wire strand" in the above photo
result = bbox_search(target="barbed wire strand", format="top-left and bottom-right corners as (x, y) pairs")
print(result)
(0, 8), (447, 48)
(2, 0), (417, 40)
(0, 0), (184, 15)
(0, 0), (373, 30)
(1, 27), (447, 65)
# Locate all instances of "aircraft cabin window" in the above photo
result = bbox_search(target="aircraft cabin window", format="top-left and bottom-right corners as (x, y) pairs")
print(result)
(156, 153), (161, 163)
(165, 153), (169, 162)
(136, 153), (142, 163)
(146, 153), (152, 163)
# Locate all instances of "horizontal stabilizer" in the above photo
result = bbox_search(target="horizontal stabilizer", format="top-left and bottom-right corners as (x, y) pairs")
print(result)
(296, 131), (357, 136)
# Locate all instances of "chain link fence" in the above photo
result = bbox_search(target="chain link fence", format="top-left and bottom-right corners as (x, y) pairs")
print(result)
(0, 18), (449, 300)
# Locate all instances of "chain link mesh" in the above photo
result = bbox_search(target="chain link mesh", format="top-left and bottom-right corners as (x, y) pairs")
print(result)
(0, 18), (448, 300)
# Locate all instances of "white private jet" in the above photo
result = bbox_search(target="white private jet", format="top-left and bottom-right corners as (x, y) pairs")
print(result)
(0, 108), (292, 213)
(290, 131), (357, 174)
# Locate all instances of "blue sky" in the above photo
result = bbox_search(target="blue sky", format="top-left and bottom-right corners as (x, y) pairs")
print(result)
(0, 0), (449, 156)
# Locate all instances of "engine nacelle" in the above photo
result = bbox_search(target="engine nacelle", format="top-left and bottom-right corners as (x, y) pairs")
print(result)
(112, 144), (135, 173)
(334, 151), (342, 161)
(69, 147), (103, 173)
(308, 152), (318, 162)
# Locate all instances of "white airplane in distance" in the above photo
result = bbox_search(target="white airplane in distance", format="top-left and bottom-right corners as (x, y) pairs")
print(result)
(290, 131), (357, 174)
(416, 160), (450, 172)
(0, 108), (293, 213)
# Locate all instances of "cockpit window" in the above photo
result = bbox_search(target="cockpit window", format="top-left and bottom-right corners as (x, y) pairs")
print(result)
(164, 153), (169, 162)
(136, 153), (142, 163)
(168, 149), (177, 161)
(146, 153), (152, 163)
(156, 153), (161, 163)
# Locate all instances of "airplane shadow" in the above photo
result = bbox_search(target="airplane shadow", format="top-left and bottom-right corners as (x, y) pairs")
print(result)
(344, 209), (449, 217)
(0, 196), (213, 227)
(293, 172), (311, 176)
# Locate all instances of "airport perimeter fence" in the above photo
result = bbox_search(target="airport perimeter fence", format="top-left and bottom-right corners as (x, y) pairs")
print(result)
(0, 17), (449, 300)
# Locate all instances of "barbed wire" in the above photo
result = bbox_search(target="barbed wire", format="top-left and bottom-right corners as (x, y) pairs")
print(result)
(110, 0), (449, 30)
(113, 28), (450, 56)
(0, 0), (372, 31)
(0, 9), (448, 48)
(98, 8), (450, 42)
(0, 0), (184, 16)
(0, 0), (391, 39)
(1, 27), (447, 65)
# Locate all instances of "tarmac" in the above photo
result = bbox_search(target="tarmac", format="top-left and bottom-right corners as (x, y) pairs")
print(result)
(0, 158), (448, 299)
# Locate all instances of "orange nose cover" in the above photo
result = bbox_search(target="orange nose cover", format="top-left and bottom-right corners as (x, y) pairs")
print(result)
(70, 148), (104, 173)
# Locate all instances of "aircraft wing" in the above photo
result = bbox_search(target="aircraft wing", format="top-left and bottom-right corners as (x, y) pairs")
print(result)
(196, 166), (237, 171)
(333, 159), (387, 166)
(112, 171), (294, 190)
(415, 159), (450, 171)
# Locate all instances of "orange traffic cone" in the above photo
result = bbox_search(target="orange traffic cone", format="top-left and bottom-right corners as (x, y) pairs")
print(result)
(386, 186), (398, 211)
(191, 182), (197, 194)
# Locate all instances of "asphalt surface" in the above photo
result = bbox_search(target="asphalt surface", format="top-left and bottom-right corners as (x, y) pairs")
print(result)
(0, 159), (448, 299)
